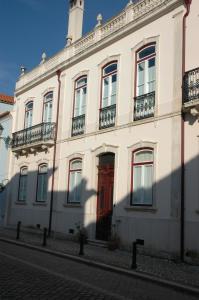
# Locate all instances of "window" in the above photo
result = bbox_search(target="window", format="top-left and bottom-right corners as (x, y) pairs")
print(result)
(43, 92), (53, 123)
(99, 62), (117, 129)
(36, 164), (48, 202)
(68, 159), (82, 203)
(134, 44), (156, 120)
(72, 76), (87, 136)
(136, 44), (156, 96)
(18, 167), (28, 202)
(131, 149), (154, 206)
(24, 102), (33, 128)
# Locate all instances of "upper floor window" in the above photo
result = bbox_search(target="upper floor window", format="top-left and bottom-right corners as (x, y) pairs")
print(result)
(18, 167), (28, 202)
(36, 164), (48, 202)
(99, 62), (117, 129)
(134, 44), (156, 120)
(68, 159), (82, 203)
(43, 92), (53, 123)
(72, 77), (87, 136)
(24, 102), (33, 129)
(131, 149), (154, 206)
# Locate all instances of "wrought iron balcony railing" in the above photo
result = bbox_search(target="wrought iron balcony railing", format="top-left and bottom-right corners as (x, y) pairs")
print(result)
(99, 104), (116, 130)
(183, 67), (199, 103)
(12, 122), (56, 149)
(71, 114), (85, 136)
(134, 92), (155, 121)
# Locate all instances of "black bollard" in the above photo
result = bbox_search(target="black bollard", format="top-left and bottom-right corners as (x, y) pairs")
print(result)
(42, 227), (47, 247)
(79, 232), (84, 256)
(131, 241), (137, 269)
(16, 221), (21, 240)
(131, 239), (144, 270)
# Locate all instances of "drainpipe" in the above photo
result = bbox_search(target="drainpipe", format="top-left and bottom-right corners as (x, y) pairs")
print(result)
(48, 69), (62, 236)
(181, 0), (192, 261)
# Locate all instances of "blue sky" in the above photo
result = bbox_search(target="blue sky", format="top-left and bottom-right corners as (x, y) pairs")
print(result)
(0, 0), (129, 96)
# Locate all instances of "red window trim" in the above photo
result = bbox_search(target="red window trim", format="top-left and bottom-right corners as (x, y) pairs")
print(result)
(131, 147), (154, 206)
(67, 158), (82, 203)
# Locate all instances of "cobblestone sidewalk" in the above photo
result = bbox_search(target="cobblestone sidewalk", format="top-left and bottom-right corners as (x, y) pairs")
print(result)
(0, 226), (199, 289)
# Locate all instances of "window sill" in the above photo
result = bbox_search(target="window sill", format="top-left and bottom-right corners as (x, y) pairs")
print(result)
(32, 202), (47, 207)
(124, 206), (157, 213)
(63, 203), (82, 208)
(15, 201), (27, 205)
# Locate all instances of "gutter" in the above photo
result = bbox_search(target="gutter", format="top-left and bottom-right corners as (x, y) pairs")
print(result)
(48, 70), (62, 236)
(181, 0), (192, 261)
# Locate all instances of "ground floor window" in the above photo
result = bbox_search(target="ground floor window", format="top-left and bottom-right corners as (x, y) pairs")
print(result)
(131, 148), (154, 205)
(18, 167), (28, 201)
(36, 164), (48, 202)
(68, 159), (82, 203)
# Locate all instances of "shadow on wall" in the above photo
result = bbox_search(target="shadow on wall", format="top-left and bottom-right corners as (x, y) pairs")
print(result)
(2, 150), (199, 258)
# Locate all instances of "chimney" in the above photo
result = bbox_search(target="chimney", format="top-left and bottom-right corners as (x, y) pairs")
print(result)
(66, 0), (84, 45)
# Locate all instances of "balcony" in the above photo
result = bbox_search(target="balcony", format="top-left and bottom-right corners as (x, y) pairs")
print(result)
(134, 92), (155, 121)
(71, 115), (85, 136)
(99, 104), (116, 130)
(183, 67), (199, 116)
(12, 122), (56, 154)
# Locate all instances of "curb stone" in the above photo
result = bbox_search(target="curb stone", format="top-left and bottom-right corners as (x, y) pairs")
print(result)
(0, 237), (199, 296)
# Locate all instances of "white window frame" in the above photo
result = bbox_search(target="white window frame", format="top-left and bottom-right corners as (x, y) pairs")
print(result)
(36, 164), (48, 203)
(131, 148), (154, 206)
(101, 62), (117, 108)
(43, 92), (53, 123)
(67, 159), (83, 204)
(18, 167), (28, 202)
(136, 44), (156, 97)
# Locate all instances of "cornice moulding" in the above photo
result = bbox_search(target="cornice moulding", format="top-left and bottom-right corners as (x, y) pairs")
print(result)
(15, 0), (183, 96)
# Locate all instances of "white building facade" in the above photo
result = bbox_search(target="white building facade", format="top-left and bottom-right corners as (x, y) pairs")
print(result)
(6, 0), (199, 259)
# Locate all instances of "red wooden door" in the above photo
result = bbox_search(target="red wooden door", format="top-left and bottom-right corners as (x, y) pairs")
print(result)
(96, 164), (114, 241)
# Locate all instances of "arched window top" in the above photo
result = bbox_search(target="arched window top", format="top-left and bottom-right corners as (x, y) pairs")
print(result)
(26, 101), (33, 110)
(133, 149), (154, 164)
(137, 44), (156, 61)
(44, 92), (53, 103)
(75, 76), (87, 89)
(20, 166), (28, 175)
(103, 62), (117, 77)
(70, 159), (82, 171)
(38, 164), (48, 174)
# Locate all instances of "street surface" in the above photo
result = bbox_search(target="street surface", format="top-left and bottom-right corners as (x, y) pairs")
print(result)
(0, 241), (198, 299)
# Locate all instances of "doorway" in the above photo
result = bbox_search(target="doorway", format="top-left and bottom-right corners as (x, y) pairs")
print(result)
(96, 153), (115, 241)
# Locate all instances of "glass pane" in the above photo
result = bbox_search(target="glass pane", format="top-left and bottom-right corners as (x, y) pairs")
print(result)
(76, 77), (87, 88)
(148, 58), (156, 93)
(74, 90), (81, 117)
(71, 160), (82, 171)
(26, 102), (33, 110)
(19, 175), (27, 201)
(102, 77), (109, 107)
(143, 165), (153, 205)
(133, 166), (142, 204)
(21, 167), (28, 175)
(138, 46), (155, 60)
(39, 164), (48, 174)
(134, 151), (153, 163)
(103, 63), (117, 76)
(137, 62), (145, 96)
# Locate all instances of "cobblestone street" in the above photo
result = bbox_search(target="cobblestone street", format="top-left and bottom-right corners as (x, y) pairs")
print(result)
(0, 241), (198, 300)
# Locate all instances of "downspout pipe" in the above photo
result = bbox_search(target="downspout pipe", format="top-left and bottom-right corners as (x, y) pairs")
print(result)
(48, 70), (62, 236)
(181, 0), (192, 261)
